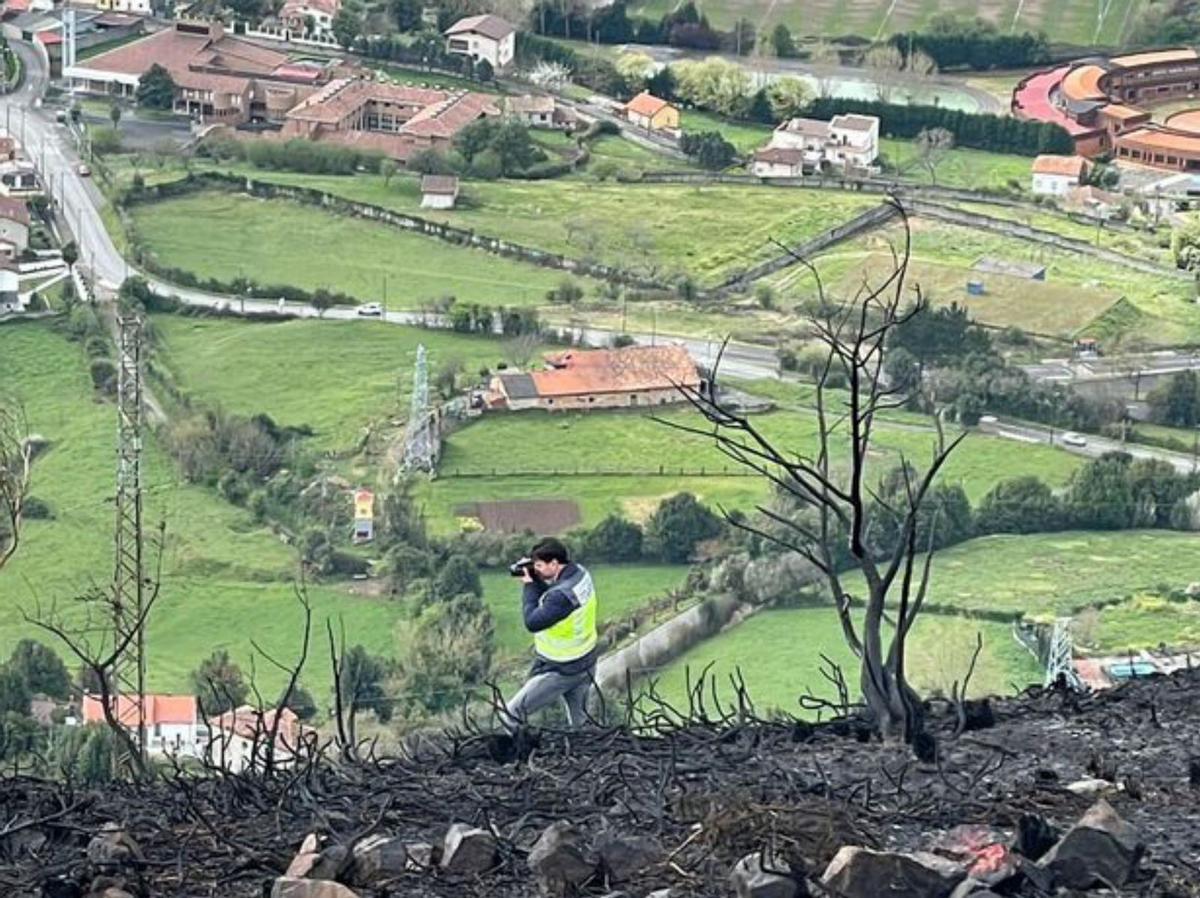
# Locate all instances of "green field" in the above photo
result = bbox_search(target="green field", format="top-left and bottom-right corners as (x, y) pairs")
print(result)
(427, 405), (1081, 532)
(623, 0), (1145, 46)
(129, 191), (596, 309)
(152, 315), (520, 452)
(842, 530), (1200, 617)
(840, 253), (1123, 338)
(130, 165), (878, 286)
(0, 320), (405, 701)
(648, 608), (1042, 715)
(1077, 594), (1200, 654)
(766, 219), (1198, 348)
(879, 139), (1038, 193)
(651, 526), (1199, 713)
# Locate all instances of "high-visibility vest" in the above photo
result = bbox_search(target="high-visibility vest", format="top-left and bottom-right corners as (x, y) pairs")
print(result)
(533, 566), (598, 663)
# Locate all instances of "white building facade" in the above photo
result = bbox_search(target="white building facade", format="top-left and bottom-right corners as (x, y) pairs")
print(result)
(444, 14), (514, 71)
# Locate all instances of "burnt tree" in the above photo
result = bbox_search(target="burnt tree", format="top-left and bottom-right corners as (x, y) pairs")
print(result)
(666, 203), (963, 744)
(0, 400), (31, 573)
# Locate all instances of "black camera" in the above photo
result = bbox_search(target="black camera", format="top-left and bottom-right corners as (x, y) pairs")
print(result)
(509, 557), (535, 578)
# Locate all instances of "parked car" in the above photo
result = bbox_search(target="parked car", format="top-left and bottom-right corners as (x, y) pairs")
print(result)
(76, 163), (91, 177)
(978, 415), (998, 425)
(356, 302), (383, 317)
(1061, 432), (1087, 448)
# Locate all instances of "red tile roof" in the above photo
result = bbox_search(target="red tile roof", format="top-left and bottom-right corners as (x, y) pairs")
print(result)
(533, 345), (700, 397)
(82, 694), (197, 727)
(1032, 154), (1090, 177)
(624, 91), (672, 119)
(753, 146), (804, 165)
(401, 91), (498, 138)
(1060, 64), (1107, 103)
(213, 705), (300, 744)
(421, 174), (458, 194)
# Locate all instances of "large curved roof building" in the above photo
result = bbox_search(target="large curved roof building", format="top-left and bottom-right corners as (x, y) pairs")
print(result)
(1013, 48), (1200, 171)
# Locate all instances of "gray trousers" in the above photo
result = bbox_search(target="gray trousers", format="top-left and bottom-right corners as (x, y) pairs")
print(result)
(503, 666), (594, 731)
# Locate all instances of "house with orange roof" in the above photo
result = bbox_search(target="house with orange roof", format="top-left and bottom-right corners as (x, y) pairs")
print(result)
(206, 705), (310, 772)
(81, 693), (200, 757)
(623, 91), (680, 136)
(1031, 154), (1091, 196)
(489, 344), (705, 412)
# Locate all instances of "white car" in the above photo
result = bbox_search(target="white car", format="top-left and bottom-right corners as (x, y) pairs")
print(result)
(356, 302), (383, 317)
(978, 415), (998, 425)
(1061, 432), (1088, 448)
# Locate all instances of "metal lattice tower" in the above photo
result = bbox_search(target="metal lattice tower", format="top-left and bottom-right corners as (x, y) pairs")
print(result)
(1044, 617), (1082, 690)
(402, 344), (437, 471)
(113, 315), (147, 761)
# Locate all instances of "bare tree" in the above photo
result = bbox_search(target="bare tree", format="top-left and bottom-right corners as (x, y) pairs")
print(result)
(503, 332), (541, 369)
(662, 204), (963, 744)
(914, 127), (955, 186)
(22, 523), (167, 778)
(0, 399), (31, 573)
(862, 44), (904, 103)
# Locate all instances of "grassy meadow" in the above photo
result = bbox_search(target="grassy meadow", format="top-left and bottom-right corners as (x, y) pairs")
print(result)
(648, 608), (1042, 716)
(650, 526), (1200, 713)
(0, 320), (405, 701)
(766, 219), (1198, 348)
(129, 191), (595, 309)
(121, 160), (879, 287)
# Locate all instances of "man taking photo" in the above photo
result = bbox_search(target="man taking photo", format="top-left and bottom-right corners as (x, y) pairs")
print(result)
(503, 537), (598, 730)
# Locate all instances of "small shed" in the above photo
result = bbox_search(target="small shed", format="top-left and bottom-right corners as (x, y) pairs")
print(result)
(420, 174), (459, 210)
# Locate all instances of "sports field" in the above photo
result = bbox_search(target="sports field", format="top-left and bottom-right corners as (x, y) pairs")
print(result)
(624, 0), (1145, 46)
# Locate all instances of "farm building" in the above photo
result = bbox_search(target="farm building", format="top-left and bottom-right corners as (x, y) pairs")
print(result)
(1031, 154), (1091, 195)
(420, 174), (459, 209)
(623, 91), (680, 136)
(488, 344), (705, 411)
(443, 14), (515, 71)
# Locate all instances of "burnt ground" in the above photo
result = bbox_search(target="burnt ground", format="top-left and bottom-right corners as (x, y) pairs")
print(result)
(2, 669), (1199, 897)
(454, 499), (582, 534)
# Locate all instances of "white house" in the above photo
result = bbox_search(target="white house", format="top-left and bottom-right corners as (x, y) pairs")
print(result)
(206, 705), (307, 772)
(278, 0), (340, 36)
(0, 160), (40, 197)
(828, 114), (879, 170)
(0, 267), (21, 313)
(420, 173), (459, 209)
(0, 197), (30, 258)
(754, 114), (879, 177)
(751, 146), (804, 178)
(444, 14), (514, 71)
(81, 694), (200, 757)
(1031, 154), (1091, 196)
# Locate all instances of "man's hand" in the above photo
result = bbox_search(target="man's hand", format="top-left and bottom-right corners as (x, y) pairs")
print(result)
(520, 568), (533, 584)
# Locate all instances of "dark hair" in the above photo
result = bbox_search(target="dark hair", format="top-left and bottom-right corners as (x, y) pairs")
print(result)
(530, 537), (570, 565)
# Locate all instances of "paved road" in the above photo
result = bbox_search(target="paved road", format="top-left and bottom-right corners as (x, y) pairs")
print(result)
(979, 417), (1199, 473)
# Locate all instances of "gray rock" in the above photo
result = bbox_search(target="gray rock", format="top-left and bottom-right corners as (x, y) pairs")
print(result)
(594, 830), (661, 883)
(440, 823), (497, 875)
(1038, 798), (1144, 889)
(308, 844), (350, 881)
(1066, 777), (1119, 797)
(528, 821), (595, 895)
(85, 824), (143, 867)
(404, 841), (434, 870)
(730, 852), (797, 898)
(270, 878), (361, 898)
(948, 880), (1003, 898)
(822, 846), (966, 898)
(348, 834), (408, 885)
(645, 890), (680, 898)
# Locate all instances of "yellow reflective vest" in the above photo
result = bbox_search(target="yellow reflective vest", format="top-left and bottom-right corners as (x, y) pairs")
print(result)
(533, 566), (598, 663)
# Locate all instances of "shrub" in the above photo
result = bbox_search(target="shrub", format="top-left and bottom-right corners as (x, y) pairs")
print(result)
(581, 515), (643, 561)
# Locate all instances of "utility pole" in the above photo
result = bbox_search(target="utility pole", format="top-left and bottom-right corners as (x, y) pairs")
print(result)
(112, 315), (148, 768)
